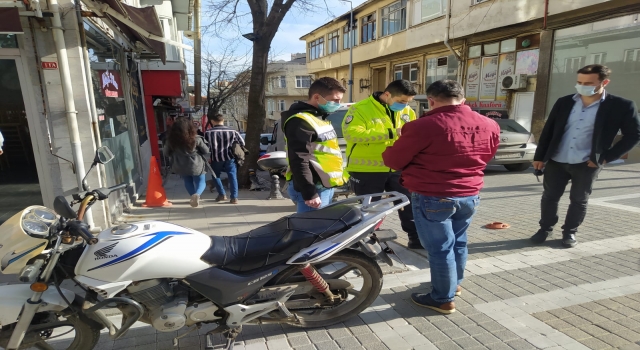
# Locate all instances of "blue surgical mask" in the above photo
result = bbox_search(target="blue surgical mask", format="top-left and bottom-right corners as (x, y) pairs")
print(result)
(389, 102), (408, 112)
(575, 84), (598, 97)
(318, 96), (341, 113)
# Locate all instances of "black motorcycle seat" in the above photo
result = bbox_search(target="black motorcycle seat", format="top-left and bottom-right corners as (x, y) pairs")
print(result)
(200, 204), (362, 272)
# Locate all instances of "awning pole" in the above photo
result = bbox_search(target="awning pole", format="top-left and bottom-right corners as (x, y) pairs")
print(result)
(49, 0), (95, 228)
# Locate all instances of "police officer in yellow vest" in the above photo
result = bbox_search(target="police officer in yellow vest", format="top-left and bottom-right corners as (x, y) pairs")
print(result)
(282, 77), (349, 213)
(343, 80), (422, 249)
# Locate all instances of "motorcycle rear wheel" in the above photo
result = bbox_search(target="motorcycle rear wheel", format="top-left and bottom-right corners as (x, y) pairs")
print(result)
(268, 249), (383, 328)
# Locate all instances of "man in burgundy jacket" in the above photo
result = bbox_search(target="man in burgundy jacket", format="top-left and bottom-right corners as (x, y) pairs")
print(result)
(382, 80), (500, 314)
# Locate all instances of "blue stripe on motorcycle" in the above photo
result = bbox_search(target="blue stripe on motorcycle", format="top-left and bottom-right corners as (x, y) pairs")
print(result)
(291, 243), (340, 263)
(6, 242), (46, 266)
(87, 231), (190, 271)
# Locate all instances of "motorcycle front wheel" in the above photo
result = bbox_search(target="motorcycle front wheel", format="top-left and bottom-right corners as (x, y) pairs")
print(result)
(268, 249), (383, 328)
(0, 301), (102, 350)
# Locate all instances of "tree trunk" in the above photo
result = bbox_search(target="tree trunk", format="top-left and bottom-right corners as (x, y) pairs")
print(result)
(238, 40), (270, 187)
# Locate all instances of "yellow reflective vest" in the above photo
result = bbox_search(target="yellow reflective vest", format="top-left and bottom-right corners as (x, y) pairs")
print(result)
(342, 95), (416, 173)
(284, 112), (349, 188)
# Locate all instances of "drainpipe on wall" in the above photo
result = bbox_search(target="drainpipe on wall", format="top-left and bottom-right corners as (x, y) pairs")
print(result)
(48, 0), (95, 228)
(444, 0), (462, 63)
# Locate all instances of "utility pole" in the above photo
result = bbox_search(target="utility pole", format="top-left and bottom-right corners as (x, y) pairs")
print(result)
(194, 0), (202, 109)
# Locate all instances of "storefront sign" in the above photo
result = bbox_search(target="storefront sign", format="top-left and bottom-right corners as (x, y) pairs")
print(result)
(466, 58), (481, 102)
(41, 61), (58, 70)
(465, 101), (507, 109)
(127, 59), (148, 146)
(480, 56), (498, 101)
(496, 53), (516, 101)
(515, 49), (540, 75)
(98, 70), (123, 98)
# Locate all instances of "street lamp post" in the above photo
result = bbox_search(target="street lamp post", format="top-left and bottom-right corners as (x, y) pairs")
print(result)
(341, 0), (354, 103)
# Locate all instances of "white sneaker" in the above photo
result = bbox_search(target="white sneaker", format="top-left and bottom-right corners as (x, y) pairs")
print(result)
(190, 194), (200, 208)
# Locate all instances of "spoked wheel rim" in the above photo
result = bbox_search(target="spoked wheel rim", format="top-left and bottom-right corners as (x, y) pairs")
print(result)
(0, 312), (99, 350)
(270, 251), (381, 323)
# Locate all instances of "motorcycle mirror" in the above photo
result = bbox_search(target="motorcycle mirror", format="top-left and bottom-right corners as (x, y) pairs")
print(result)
(95, 146), (115, 165)
(53, 196), (78, 219)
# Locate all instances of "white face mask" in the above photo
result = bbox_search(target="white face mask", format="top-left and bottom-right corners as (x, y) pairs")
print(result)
(575, 84), (599, 97)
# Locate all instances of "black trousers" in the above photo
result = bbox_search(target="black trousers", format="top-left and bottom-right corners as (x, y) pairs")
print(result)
(350, 172), (418, 240)
(540, 160), (601, 234)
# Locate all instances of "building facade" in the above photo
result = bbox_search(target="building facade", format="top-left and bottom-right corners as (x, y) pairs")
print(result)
(0, 0), (192, 229)
(265, 53), (314, 131)
(301, 0), (640, 159)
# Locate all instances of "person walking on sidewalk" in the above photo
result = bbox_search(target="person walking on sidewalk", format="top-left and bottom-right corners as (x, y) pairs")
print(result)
(282, 77), (349, 213)
(382, 80), (500, 314)
(531, 64), (640, 248)
(164, 117), (211, 208)
(204, 114), (244, 204)
(342, 80), (421, 249)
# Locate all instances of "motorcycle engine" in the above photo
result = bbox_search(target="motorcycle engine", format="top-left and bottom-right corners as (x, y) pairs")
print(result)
(127, 279), (188, 332)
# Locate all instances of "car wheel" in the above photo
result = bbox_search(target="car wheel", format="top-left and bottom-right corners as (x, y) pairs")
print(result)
(504, 163), (531, 172)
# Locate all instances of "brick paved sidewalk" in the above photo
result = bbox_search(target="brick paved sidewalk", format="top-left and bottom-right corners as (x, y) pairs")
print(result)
(41, 163), (640, 350)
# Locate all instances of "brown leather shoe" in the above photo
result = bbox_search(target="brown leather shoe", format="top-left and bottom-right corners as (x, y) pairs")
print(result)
(215, 195), (228, 202)
(411, 293), (456, 314)
(455, 286), (462, 296)
(230, 198), (238, 204)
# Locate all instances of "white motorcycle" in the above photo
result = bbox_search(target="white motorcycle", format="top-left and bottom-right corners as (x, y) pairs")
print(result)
(0, 146), (409, 350)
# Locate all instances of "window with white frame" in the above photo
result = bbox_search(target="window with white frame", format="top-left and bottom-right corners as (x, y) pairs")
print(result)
(426, 55), (459, 85)
(361, 14), (376, 44)
(221, 108), (228, 115)
(328, 30), (339, 54)
(564, 57), (585, 73)
(267, 99), (275, 112)
(589, 53), (606, 65)
(343, 19), (357, 50)
(412, 0), (446, 24)
(382, 1), (407, 37)
(278, 100), (286, 111)
(279, 75), (286, 88)
(394, 62), (418, 82)
(296, 75), (312, 88)
(309, 37), (324, 60)
(624, 49), (640, 72)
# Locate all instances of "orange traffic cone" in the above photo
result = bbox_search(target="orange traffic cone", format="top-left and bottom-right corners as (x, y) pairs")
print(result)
(142, 156), (172, 207)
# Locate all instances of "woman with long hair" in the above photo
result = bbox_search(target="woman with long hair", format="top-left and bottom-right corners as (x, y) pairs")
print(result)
(163, 117), (210, 207)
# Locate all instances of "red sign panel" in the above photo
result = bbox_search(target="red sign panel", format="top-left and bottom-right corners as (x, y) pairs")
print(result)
(97, 70), (123, 98)
(41, 61), (58, 70)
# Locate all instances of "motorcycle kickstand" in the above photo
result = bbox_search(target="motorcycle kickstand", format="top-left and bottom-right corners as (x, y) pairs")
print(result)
(206, 326), (242, 350)
(173, 325), (200, 347)
(383, 243), (408, 268)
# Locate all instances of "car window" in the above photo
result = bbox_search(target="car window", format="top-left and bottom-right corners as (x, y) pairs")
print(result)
(325, 110), (348, 138)
(496, 119), (529, 134)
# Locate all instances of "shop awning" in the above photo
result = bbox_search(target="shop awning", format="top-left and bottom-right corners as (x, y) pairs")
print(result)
(0, 8), (23, 34)
(99, 0), (167, 64)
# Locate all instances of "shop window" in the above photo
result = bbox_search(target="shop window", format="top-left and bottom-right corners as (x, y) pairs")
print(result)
(469, 45), (482, 58)
(564, 57), (585, 73)
(412, 0), (446, 24)
(0, 34), (18, 48)
(500, 39), (516, 53)
(484, 42), (500, 55)
(426, 55), (459, 86)
(624, 49), (640, 72)
(361, 14), (376, 43)
(278, 100), (286, 111)
(296, 75), (312, 88)
(394, 62), (418, 83)
(547, 14), (640, 117)
(328, 30), (339, 54)
(308, 37), (324, 60)
(343, 19), (357, 49)
(382, 1), (407, 36)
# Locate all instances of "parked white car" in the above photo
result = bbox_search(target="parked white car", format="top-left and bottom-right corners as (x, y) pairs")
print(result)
(488, 119), (537, 171)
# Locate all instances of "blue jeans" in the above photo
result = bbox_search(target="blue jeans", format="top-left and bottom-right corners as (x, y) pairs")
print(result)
(412, 193), (480, 303)
(288, 182), (334, 213)
(183, 174), (207, 196)
(212, 159), (238, 199)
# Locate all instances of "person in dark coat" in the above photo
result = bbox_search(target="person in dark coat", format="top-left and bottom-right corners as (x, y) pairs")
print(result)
(164, 117), (210, 207)
(531, 64), (640, 248)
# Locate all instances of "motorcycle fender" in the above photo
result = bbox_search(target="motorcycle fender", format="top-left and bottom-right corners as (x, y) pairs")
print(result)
(0, 284), (75, 327)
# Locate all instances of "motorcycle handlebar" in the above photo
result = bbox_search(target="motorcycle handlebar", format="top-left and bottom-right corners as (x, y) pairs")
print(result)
(108, 183), (128, 192)
(67, 220), (98, 245)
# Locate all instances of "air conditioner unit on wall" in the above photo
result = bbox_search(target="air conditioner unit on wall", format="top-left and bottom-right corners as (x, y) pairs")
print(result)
(501, 74), (528, 90)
